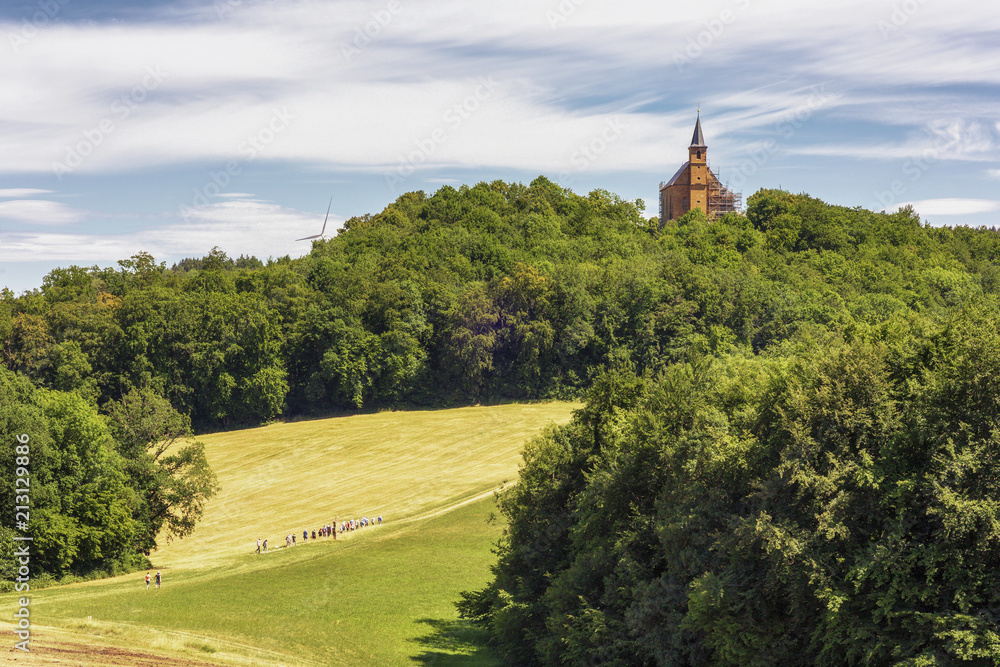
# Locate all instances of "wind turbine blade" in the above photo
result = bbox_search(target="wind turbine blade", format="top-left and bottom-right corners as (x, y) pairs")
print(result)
(320, 196), (332, 235)
(297, 196), (334, 241)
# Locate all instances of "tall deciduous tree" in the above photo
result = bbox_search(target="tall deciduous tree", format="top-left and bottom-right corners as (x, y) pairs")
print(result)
(105, 386), (219, 553)
(0, 369), (139, 576)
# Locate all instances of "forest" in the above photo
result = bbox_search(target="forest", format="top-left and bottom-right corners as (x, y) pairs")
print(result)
(5, 178), (999, 426)
(3, 177), (1000, 662)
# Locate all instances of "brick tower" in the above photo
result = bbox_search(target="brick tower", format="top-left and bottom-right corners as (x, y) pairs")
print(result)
(687, 113), (709, 215)
(659, 113), (741, 222)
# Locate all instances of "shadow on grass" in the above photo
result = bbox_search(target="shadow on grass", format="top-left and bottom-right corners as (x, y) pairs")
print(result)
(410, 618), (497, 666)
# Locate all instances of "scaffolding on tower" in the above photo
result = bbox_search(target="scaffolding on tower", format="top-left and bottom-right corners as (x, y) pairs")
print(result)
(706, 162), (742, 220)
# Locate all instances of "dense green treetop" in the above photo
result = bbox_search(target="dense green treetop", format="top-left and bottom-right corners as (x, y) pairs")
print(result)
(4, 180), (999, 426)
(3, 178), (999, 603)
(461, 308), (1000, 665)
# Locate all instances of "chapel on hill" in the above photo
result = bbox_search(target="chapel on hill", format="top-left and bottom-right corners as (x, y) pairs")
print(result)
(659, 114), (741, 222)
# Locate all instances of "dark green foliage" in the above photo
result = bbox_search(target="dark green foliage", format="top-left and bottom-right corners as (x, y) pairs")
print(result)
(7, 183), (1000, 420)
(0, 368), (140, 577)
(112, 287), (287, 425)
(104, 386), (219, 554)
(3, 181), (1000, 603)
(0, 369), (217, 584)
(463, 312), (1000, 665)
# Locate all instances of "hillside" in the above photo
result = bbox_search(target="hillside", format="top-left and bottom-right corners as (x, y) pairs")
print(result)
(5, 182), (999, 433)
(4, 179), (1000, 663)
(461, 313), (1000, 665)
(0, 402), (577, 666)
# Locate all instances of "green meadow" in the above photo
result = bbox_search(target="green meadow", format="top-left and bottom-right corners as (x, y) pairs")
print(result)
(1, 402), (577, 666)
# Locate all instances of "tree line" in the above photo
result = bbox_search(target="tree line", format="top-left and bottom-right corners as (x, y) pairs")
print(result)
(0, 376), (217, 585)
(6, 179), (1000, 425)
(3, 177), (1000, 607)
(459, 308), (1000, 665)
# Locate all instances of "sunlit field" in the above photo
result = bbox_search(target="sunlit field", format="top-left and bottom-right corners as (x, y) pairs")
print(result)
(0, 402), (578, 666)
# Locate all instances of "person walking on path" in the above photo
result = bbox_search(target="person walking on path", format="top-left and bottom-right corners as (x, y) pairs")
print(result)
(263, 539), (268, 553)
(256, 538), (261, 554)
(155, 571), (161, 589)
(145, 572), (151, 589)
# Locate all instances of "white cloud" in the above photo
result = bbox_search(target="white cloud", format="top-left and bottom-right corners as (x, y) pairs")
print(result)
(788, 118), (997, 162)
(1, 0), (999, 178)
(0, 232), (134, 263)
(893, 199), (1000, 216)
(0, 198), (336, 263)
(0, 200), (85, 225)
(988, 169), (1000, 180)
(0, 189), (54, 197)
(152, 199), (340, 257)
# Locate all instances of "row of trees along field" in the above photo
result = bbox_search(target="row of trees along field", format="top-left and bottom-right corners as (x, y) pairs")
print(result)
(2, 177), (1000, 622)
(459, 315), (1000, 665)
(5, 179), (1000, 426)
(0, 376), (217, 585)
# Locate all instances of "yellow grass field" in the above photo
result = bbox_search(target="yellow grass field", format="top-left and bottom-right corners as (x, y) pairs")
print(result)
(0, 402), (578, 666)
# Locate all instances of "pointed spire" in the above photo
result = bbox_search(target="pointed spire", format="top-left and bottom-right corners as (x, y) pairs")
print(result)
(690, 111), (706, 147)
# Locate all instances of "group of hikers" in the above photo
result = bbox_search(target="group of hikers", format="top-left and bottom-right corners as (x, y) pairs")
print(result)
(138, 516), (385, 590)
(255, 515), (383, 554)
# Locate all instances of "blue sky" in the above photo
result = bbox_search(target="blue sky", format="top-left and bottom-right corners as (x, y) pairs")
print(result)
(2, 0), (999, 292)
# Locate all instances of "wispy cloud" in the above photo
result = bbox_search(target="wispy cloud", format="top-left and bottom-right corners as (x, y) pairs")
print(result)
(0, 189), (54, 197)
(1, 0), (998, 178)
(150, 198), (339, 257)
(0, 197), (337, 262)
(895, 198), (1000, 216)
(0, 200), (85, 225)
(789, 119), (998, 161)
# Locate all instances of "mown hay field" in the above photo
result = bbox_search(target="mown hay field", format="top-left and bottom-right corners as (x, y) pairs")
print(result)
(1, 402), (578, 666)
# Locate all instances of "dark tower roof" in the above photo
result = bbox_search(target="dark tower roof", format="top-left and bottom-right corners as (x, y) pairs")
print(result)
(690, 113), (706, 147)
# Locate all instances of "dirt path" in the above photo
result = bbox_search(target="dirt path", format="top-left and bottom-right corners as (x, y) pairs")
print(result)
(0, 625), (302, 667)
(3, 635), (222, 666)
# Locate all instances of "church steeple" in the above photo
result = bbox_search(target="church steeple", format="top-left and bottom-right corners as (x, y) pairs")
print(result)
(660, 111), (741, 223)
(686, 112), (709, 214)
(690, 111), (706, 147)
(689, 111), (707, 165)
